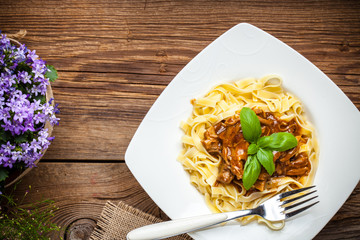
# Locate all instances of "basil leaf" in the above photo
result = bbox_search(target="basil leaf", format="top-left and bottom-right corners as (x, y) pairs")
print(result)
(258, 132), (298, 151)
(257, 135), (272, 148)
(45, 65), (58, 82)
(247, 143), (258, 155)
(240, 107), (262, 143)
(257, 148), (275, 175)
(242, 155), (261, 190)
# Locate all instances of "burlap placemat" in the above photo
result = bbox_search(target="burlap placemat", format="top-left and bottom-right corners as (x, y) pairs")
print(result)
(90, 201), (193, 240)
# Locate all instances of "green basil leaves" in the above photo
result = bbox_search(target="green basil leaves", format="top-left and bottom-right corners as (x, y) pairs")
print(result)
(240, 107), (298, 190)
(242, 155), (261, 191)
(247, 143), (258, 155)
(240, 107), (262, 143)
(258, 132), (298, 151)
(257, 148), (274, 175)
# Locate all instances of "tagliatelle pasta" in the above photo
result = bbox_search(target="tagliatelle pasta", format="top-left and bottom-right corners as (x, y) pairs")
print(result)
(178, 75), (318, 230)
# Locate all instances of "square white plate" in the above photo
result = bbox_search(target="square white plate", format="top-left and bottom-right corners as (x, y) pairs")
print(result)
(125, 23), (360, 240)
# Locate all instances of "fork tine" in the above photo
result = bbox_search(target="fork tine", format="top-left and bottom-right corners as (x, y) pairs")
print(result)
(279, 185), (315, 199)
(281, 190), (317, 206)
(285, 201), (319, 219)
(283, 195), (318, 211)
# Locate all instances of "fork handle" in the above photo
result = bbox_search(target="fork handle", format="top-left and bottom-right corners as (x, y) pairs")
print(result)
(127, 209), (254, 240)
(126, 212), (228, 240)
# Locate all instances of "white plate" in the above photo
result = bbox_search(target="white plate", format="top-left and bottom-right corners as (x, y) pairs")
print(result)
(125, 23), (360, 240)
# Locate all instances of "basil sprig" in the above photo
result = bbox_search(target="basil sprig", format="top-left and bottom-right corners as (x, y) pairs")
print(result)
(240, 107), (298, 190)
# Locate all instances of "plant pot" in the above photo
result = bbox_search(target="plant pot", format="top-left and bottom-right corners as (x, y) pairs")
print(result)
(1, 36), (57, 189)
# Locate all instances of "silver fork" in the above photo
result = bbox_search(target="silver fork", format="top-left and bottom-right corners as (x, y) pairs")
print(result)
(127, 186), (319, 240)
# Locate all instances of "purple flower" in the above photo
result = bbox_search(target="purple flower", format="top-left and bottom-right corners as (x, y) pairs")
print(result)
(11, 150), (22, 161)
(14, 44), (27, 61)
(0, 72), (15, 89)
(0, 34), (10, 49)
(0, 108), (10, 121)
(30, 139), (42, 152)
(38, 129), (50, 146)
(20, 142), (30, 153)
(2, 142), (14, 155)
(0, 96), (5, 107)
(30, 84), (43, 96)
(18, 71), (32, 84)
(11, 121), (24, 135)
(0, 33), (60, 175)
(1, 121), (14, 133)
(33, 112), (46, 124)
(22, 120), (35, 133)
(0, 150), (9, 165)
(32, 61), (45, 80)
(0, 53), (5, 66)
(26, 50), (38, 63)
(2, 156), (16, 168)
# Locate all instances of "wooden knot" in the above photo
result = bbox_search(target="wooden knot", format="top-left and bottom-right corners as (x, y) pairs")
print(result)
(156, 49), (167, 57)
(339, 39), (350, 52)
(159, 63), (167, 73)
(156, 50), (168, 73)
(66, 218), (97, 240)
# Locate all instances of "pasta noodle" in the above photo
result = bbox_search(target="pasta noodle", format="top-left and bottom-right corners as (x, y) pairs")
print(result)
(178, 75), (318, 230)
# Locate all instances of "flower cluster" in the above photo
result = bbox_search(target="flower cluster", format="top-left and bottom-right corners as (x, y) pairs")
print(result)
(0, 33), (59, 173)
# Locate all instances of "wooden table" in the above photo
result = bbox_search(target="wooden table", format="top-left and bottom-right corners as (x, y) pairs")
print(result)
(1, 0), (359, 239)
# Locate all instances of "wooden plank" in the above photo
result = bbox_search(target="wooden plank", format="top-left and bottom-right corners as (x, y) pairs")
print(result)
(10, 162), (168, 237)
(12, 163), (163, 215)
(42, 72), (163, 160)
(0, 0), (359, 238)
(0, 30), (357, 77)
(10, 162), (360, 239)
(0, 1), (359, 77)
(0, 0), (359, 162)
(315, 184), (360, 239)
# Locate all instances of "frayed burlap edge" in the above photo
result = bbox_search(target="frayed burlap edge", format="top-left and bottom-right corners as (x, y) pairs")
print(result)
(90, 201), (193, 240)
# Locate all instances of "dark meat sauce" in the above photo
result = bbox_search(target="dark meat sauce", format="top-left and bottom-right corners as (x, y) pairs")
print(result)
(202, 109), (311, 192)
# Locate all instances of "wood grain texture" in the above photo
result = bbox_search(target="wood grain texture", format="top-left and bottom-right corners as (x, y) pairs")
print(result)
(11, 162), (360, 239)
(1, 0), (359, 160)
(11, 162), (170, 238)
(0, 0), (359, 239)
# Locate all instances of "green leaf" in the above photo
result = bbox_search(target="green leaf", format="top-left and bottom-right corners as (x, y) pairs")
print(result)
(0, 168), (9, 182)
(257, 148), (275, 175)
(15, 61), (32, 73)
(0, 129), (12, 144)
(45, 65), (58, 82)
(240, 107), (262, 143)
(33, 94), (46, 104)
(247, 143), (258, 155)
(14, 133), (28, 144)
(258, 132), (298, 151)
(242, 155), (261, 190)
(0, 129), (6, 143)
(257, 135), (272, 148)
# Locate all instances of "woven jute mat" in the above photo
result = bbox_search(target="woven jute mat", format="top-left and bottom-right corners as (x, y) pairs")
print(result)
(90, 201), (193, 240)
